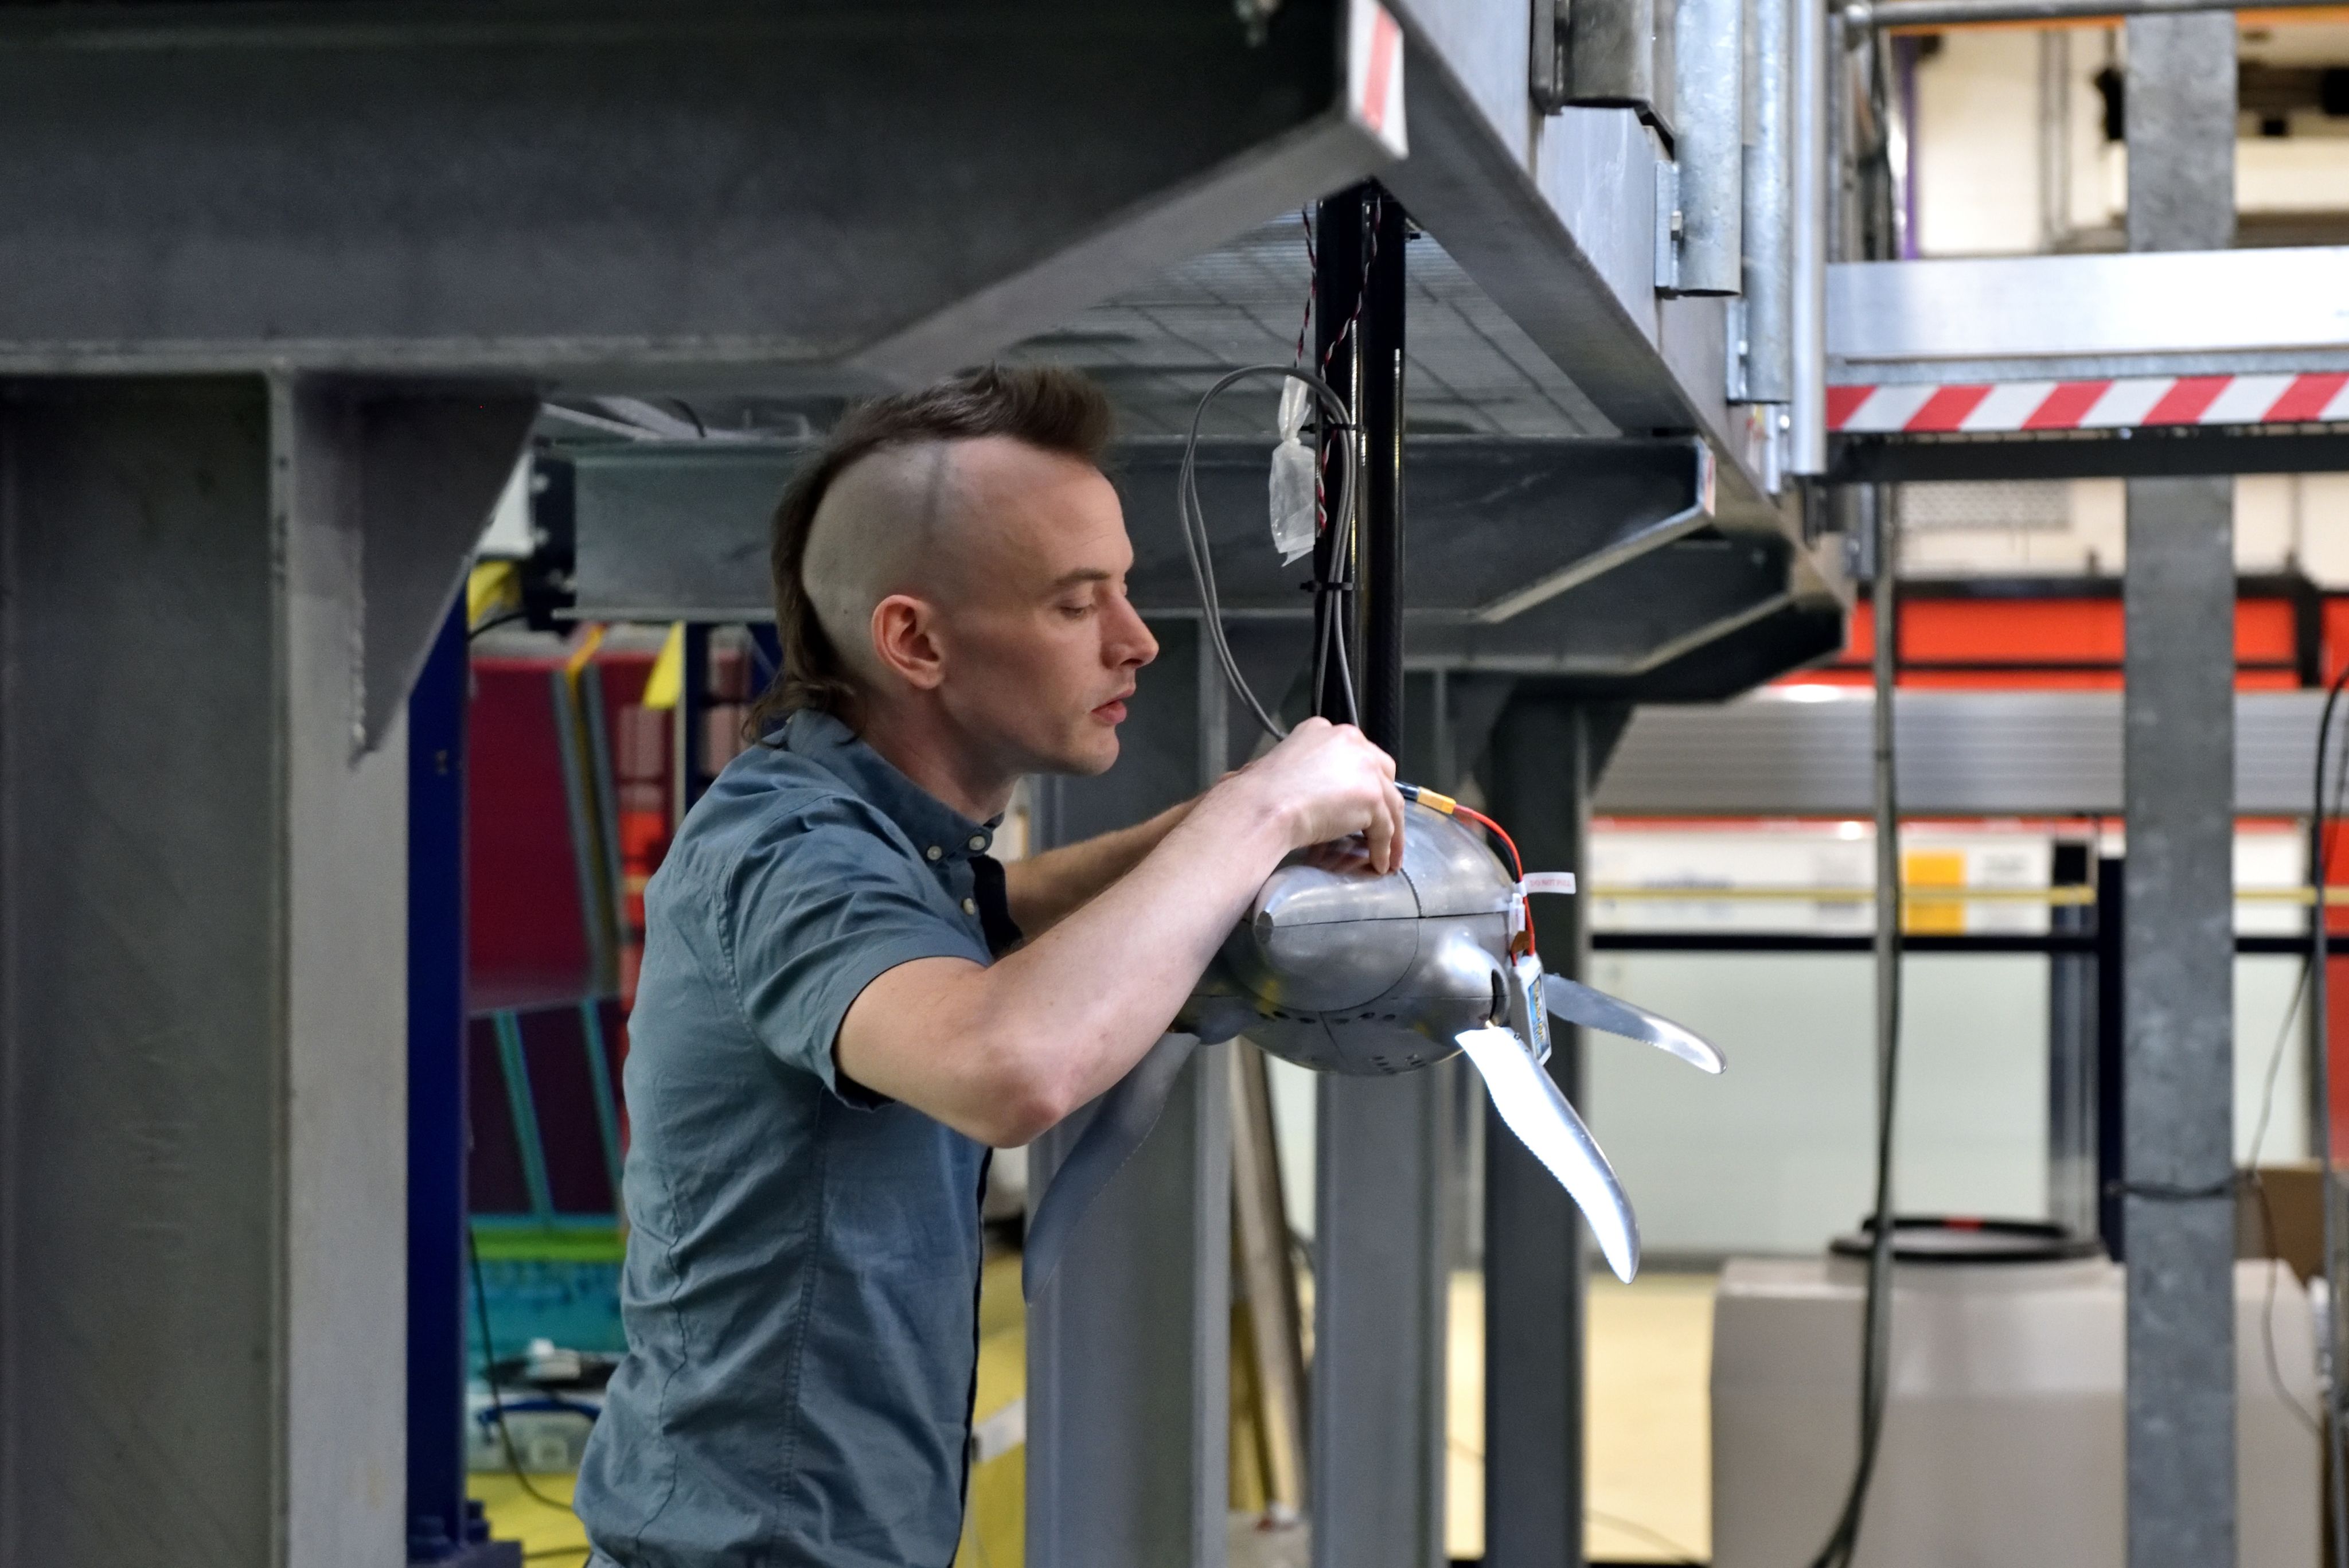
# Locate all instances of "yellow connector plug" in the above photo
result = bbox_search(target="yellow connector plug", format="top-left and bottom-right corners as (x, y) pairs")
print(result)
(1401, 783), (1458, 816)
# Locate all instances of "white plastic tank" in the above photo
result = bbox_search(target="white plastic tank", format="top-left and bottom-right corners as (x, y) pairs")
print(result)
(1712, 1229), (2318, 1568)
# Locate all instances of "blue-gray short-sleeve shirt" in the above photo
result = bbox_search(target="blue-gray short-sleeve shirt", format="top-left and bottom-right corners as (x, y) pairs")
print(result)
(575, 709), (1005, 1568)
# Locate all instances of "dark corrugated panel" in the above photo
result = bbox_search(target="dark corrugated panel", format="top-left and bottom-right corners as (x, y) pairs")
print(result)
(1595, 690), (2325, 816)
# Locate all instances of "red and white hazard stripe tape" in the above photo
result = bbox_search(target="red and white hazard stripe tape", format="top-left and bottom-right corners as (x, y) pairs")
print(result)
(1828, 372), (2349, 435)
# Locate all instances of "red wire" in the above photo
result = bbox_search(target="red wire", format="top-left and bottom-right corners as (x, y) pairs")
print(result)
(1450, 804), (1536, 953)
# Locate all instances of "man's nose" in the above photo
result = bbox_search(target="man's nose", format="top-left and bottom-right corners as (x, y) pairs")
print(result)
(1107, 596), (1158, 669)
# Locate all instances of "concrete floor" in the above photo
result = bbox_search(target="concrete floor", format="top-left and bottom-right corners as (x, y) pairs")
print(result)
(476, 1265), (1720, 1566)
(1440, 1271), (1716, 1564)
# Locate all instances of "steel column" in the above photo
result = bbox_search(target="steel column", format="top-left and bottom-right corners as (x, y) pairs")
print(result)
(0, 377), (523, 1567)
(2122, 473), (2238, 1568)
(1672, 0), (1745, 296)
(1480, 696), (1629, 1568)
(1027, 618), (1231, 1568)
(1787, 0), (1830, 474)
(1357, 193), (1408, 752)
(1312, 186), (1364, 725)
(1310, 1062), (1451, 1568)
(2125, 15), (2238, 255)
(1309, 181), (1449, 1568)
(2121, 23), (2238, 1568)
(1739, 0), (1795, 401)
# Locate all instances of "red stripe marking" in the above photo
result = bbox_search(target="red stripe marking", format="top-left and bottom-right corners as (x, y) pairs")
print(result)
(1825, 385), (1875, 431)
(1903, 384), (1992, 433)
(2022, 380), (2112, 430)
(1361, 9), (1400, 134)
(2143, 375), (2229, 426)
(2266, 372), (2349, 423)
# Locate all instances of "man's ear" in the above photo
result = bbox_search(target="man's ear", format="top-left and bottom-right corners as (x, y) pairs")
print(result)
(869, 594), (947, 692)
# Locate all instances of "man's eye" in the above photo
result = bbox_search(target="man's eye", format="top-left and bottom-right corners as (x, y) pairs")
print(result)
(1058, 602), (1092, 619)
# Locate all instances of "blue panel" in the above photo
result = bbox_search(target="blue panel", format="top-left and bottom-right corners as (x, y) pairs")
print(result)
(408, 600), (473, 1561)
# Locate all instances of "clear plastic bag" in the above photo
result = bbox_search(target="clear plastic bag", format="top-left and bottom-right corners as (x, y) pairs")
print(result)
(1267, 379), (1318, 565)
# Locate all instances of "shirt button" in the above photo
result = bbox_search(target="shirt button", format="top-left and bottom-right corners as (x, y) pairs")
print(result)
(962, 897), (978, 915)
(967, 834), (988, 852)
(925, 845), (943, 862)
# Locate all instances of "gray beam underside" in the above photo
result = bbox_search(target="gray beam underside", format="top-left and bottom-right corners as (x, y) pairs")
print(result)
(0, 0), (1382, 388)
(0, 377), (501, 1567)
(567, 437), (1713, 622)
(1596, 689), (2330, 817)
(1402, 536), (1799, 676)
(1027, 618), (1230, 1568)
(2123, 25), (2238, 1563)
(564, 438), (1810, 687)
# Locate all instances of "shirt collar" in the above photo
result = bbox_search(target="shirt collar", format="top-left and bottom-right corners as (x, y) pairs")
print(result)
(778, 709), (998, 863)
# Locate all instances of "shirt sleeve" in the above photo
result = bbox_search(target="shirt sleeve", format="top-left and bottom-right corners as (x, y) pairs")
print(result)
(722, 794), (992, 1101)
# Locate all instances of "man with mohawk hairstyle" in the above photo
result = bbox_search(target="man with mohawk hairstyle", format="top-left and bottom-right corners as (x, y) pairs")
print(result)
(576, 364), (1402, 1568)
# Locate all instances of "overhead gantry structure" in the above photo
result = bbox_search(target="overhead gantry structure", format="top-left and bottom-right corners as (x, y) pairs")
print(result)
(2, 2), (2342, 1567)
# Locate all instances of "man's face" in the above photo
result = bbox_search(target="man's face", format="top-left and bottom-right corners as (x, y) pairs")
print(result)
(928, 437), (1158, 778)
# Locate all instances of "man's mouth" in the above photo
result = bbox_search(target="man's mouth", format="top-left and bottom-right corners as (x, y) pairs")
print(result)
(1091, 691), (1133, 724)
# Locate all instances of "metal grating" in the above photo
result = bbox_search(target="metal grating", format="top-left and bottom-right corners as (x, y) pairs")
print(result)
(1898, 479), (2071, 533)
(1004, 219), (1617, 440)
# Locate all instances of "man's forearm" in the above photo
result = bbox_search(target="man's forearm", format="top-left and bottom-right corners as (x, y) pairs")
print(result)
(1002, 795), (1199, 936)
(836, 720), (1403, 1147)
(842, 785), (1294, 1146)
(963, 788), (1295, 1132)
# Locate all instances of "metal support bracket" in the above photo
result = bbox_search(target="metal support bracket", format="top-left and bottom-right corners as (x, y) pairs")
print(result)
(1566, 0), (1681, 136)
(1655, 160), (1684, 292)
(278, 381), (539, 756)
(1531, 0), (1572, 111)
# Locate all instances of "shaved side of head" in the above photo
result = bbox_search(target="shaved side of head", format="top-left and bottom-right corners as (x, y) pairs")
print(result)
(752, 364), (1116, 732)
(800, 440), (967, 687)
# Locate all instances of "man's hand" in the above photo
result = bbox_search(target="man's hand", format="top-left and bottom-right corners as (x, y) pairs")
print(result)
(1210, 717), (1405, 874)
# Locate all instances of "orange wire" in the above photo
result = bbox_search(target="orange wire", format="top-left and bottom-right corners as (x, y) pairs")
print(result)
(1450, 803), (1536, 954)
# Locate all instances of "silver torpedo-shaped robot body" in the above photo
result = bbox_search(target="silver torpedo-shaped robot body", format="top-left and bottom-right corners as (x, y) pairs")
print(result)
(1025, 801), (1724, 1297)
(1184, 801), (1521, 1076)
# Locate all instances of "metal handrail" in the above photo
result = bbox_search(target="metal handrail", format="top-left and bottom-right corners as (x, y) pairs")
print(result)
(1848, 0), (2346, 30)
(1587, 883), (2349, 903)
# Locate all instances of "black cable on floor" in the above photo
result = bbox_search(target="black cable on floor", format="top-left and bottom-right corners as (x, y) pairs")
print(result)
(466, 1226), (582, 1518)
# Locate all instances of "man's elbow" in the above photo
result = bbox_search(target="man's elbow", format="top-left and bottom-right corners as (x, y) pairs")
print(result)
(974, 1063), (1079, 1149)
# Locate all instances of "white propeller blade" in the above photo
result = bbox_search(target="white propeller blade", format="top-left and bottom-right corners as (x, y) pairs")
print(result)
(1540, 974), (1725, 1075)
(1454, 1025), (1640, 1282)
